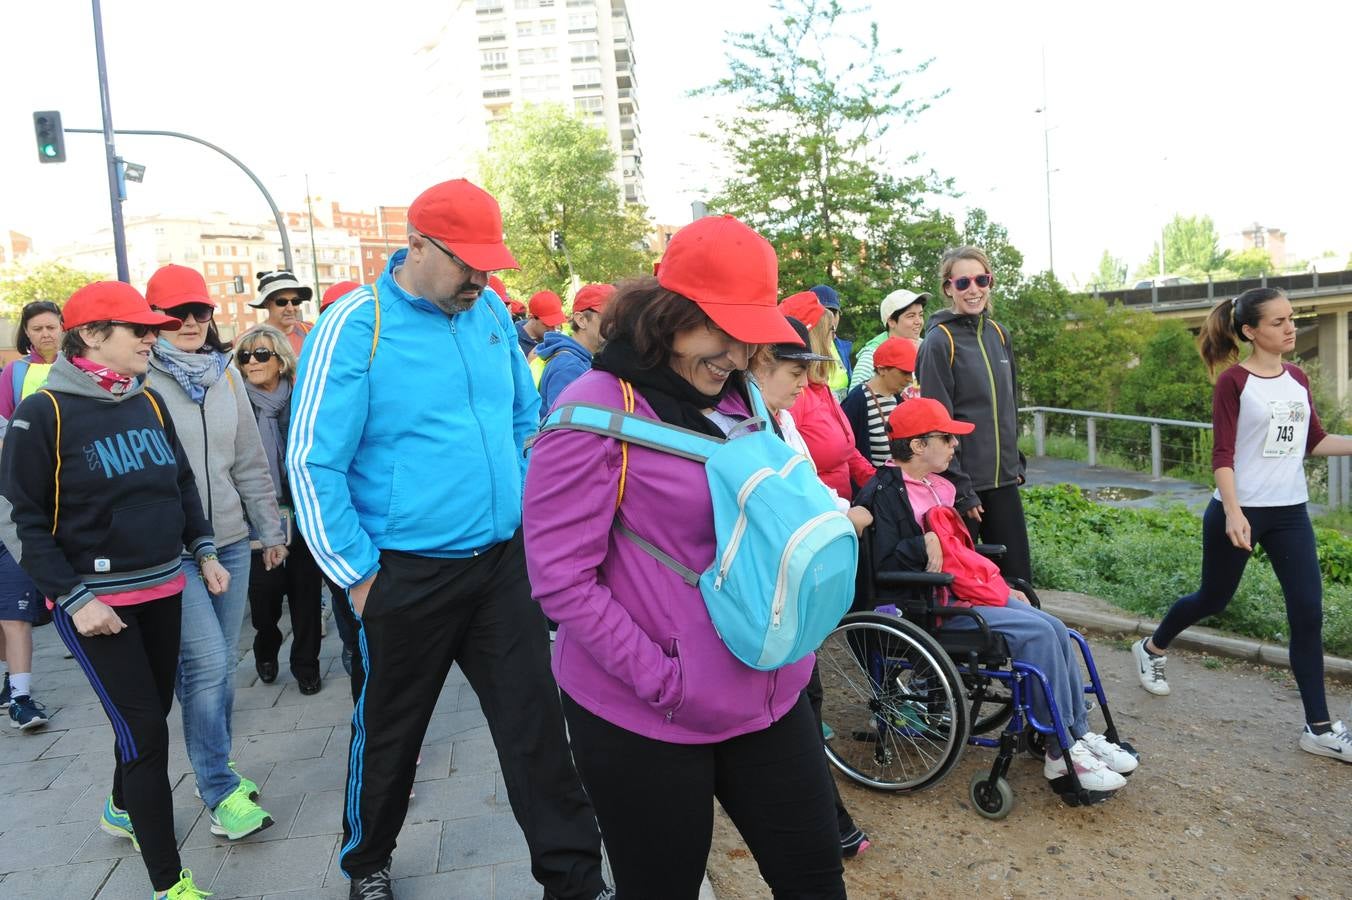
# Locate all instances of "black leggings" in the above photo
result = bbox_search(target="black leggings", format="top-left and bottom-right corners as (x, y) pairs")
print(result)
(248, 541), (323, 681)
(964, 483), (1033, 586)
(1154, 500), (1328, 724)
(52, 595), (183, 892)
(560, 691), (845, 900)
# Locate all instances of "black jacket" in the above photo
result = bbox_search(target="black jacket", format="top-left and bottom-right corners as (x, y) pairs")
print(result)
(0, 357), (214, 615)
(915, 309), (1024, 509)
(856, 464), (931, 574)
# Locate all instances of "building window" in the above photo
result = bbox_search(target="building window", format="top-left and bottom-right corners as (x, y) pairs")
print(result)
(517, 19), (534, 36)
(522, 73), (561, 94)
(206, 263), (218, 276)
(366, 249), (373, 259)
(477, 0), (504, 12)
(231, 245), (238, 256)
(481, 49), (508, 70)
(539, 17), (556, 32)
(519, 47), (537, 64)
(575, 95), (604, 115)
(567, 11), (595, 32)
(569, 39), (598, 61)
(572, 66), (602, 89)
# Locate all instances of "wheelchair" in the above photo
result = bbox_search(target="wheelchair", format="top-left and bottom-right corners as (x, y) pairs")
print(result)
(814, 531), (1138, 819)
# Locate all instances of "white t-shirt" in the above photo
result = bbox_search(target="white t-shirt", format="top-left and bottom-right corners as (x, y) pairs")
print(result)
(1210, 363), (1326, 507)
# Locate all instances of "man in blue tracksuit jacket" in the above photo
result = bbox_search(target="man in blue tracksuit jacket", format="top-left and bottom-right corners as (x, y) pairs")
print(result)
(287, 179), (605, 900)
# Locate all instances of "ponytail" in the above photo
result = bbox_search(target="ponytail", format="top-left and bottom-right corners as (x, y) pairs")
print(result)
(1198, 287), (1285, 377)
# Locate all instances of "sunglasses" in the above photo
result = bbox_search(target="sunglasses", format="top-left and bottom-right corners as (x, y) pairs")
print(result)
(237, 348), (276, 364)
(919, 432), (959, 444)
(161, 304), (214, 323)
(271, 296), (305, 307)
(945, 274), (993, 291)
(111, 322), (161, 338)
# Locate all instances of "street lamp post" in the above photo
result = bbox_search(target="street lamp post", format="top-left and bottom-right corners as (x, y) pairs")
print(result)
(90, 0), (129, 282)
(1035, 49), (1055, 279)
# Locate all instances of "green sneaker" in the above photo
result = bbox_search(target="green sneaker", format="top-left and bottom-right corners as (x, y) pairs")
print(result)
(193, 761), (260, 802)
(156, 868), (211, 898)
(100, 794), (140, 852)
(208, 784), (274, 840)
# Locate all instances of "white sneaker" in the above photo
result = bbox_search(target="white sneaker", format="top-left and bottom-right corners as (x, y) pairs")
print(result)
(1299, 721), (1352, 763)
(1132, 639), (1170, 696)
(1044, 740), (1128, 791)
(1080, 731), (1139, 774)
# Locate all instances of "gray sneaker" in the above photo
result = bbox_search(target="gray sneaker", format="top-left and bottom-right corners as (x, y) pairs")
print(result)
(1132, 639), (1170, 696)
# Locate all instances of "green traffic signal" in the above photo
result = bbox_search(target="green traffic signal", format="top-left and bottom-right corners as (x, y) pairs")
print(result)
(42, 144), (57, 158)
(33, 110), (67, 164)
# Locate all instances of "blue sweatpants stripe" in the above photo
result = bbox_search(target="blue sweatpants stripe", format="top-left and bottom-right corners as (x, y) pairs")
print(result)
(339, 619), (372, 871)
(53, 608), (139, 761)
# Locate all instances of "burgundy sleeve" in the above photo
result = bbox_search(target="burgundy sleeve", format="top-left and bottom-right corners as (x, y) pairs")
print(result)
(1288, 364), (1328, 454)
(1211, 367), (1245, 471)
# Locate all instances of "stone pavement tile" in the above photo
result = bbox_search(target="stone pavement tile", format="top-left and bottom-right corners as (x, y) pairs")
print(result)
(403, 772), (497, 825)
(0, 783), (87, 831)
(437, 812), (528, 871)
(0, 859), (115, 900)
(210, 833), (338, 898)
(452, 682), (485, 713)
(261, 888), (347, 900)
(231, 684), (287, 711)
(421, 709), (489, 745)
(296, 697), (359, 732)
(229, 704), (308, 737)
(181, 793), (304, 850)
(73, 804), (205, 862)
(232, 727), (333, 766)
(0, 756), (75, 796)
(492, 858), (539, 899)
(320, 820), (442, 886)
(94, 846), (227, 899)
(0, 729), (63, 763)
(450, 734), (501, 775)
(47, 749), (192, 794)
(0, 821), (91, 872)
(288, 789), (343, 838)
(413, 742), (451, 781)
(37, 724), (114, 760)
(494, 772), (510, 807)
(390, 866), (495, 900)
(259, 754), (348, 797)
(40, 700), (114, 731)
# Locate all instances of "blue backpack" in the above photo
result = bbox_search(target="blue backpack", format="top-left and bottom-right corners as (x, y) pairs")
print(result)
(540, 383), (858, 671)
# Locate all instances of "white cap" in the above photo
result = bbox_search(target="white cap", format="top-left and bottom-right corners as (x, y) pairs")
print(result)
(879, 288), (931, 326)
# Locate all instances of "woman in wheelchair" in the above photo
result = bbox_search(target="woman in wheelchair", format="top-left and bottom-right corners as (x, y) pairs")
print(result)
(859, 398), (1138, 793)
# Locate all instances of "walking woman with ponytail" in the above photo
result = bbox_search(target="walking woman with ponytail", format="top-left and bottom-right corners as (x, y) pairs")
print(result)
(1132, 288), (1352, 763)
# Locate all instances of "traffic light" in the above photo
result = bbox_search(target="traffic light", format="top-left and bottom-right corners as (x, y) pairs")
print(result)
(550, 230), (564, 251)
(233, 275), (246, 294)
(33, 111), (66, 163)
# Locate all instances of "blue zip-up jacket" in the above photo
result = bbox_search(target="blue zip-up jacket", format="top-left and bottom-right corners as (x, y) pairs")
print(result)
(535, 331), (592, 418)
(286, 250), (539, 588)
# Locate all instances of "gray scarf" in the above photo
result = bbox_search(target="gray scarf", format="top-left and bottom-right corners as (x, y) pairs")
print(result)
(244, 378), (292, 499)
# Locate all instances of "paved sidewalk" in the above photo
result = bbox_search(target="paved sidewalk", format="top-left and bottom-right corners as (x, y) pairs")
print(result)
(0, 608), (560, 899)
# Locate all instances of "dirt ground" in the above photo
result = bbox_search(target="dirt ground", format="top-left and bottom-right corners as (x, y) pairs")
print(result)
(707, 637), (1352, 899)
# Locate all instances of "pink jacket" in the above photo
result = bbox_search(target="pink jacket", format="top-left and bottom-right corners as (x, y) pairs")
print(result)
(523, 371), (813, 744)
(789, 381), (877, 499)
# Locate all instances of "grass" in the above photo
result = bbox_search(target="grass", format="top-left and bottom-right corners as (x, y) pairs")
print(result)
(1025, 484), (1352, 658)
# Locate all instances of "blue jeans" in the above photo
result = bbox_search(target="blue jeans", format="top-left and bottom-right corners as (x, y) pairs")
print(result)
(176, 539), (251, 809)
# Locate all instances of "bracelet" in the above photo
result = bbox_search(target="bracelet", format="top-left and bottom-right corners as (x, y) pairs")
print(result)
(199, 552), (219, 563)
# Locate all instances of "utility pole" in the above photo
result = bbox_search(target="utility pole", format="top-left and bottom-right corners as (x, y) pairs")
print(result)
(1038, 48), (1054, 279)
(90, 0), (129, 282)
(305, 174), (321, 300)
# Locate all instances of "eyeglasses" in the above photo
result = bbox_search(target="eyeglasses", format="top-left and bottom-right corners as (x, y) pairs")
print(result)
(237, 348), (276, 364)
(271, 296), (305, 307)
(162, 304), (214, 323)
(919, 432), (959, 445)
(111, 322), (161, 339)
(945, 274), (993, 291)
(420, 233), (482, 274)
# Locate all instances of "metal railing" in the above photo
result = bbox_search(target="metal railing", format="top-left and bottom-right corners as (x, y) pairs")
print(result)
(1023, 405), (1351, 508)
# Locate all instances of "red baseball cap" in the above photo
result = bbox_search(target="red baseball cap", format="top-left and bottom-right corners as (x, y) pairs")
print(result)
(507, 298), (526, 316)
(529, 291), (566, 327)
(656, 215), (799, 345)
(778, 291), (825, 329)
(407, 179), (519, 272)
(572, 283), (615, 315)
(888, 397), (975, 439)
(146, 264), (215, 310)
(488, 275), (511, 304)
(63, 281), (182, 331)
(321, 280), (361, 312)
(873, 337), (917, 373)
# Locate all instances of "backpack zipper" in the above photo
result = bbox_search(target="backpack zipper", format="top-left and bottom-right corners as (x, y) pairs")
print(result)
(771, 511), (845, 628)
(713, 455), (812, 591)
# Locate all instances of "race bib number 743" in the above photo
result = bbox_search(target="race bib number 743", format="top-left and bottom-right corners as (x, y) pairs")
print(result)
(1263, 400), (1306, 458)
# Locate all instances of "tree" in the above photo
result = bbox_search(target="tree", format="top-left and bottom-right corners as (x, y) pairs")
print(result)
(0, 261), (104, 318)
(1117, 321), (1211, 422)
(1089, 250), (1128, 290)
(1217, 247), (1273, 279)
(1135, 214), (1229, 279)
(700, 0), (951, 342)
(479, 104), (653, 298)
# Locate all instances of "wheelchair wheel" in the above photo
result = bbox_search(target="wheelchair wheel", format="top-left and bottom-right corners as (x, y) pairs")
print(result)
(969, 772), (1015, 820)
(817, 612), (970, 792)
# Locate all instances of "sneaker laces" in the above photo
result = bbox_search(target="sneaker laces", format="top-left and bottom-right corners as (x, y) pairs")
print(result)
(353, 867), (392, 900)
(1327, 722), (1352, 749)
(1145, 653), (1167, 684)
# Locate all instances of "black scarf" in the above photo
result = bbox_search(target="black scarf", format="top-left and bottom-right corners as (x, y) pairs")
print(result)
(593, 336), (743, 438)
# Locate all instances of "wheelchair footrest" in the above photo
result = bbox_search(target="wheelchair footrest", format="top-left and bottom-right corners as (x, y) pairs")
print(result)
(1045, 775), (1119, 807)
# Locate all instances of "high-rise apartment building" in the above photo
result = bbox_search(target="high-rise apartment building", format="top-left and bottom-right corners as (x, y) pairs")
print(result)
(419, 0), (643, 204)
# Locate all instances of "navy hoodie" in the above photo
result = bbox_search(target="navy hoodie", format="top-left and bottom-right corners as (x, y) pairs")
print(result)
(535, 331), (594, 418)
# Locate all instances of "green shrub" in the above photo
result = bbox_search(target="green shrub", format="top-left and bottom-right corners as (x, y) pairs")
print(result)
(1024, 484), (1352, 658)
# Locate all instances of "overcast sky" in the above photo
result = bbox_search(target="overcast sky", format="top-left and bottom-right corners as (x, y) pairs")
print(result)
(3, 1), (1349, 286)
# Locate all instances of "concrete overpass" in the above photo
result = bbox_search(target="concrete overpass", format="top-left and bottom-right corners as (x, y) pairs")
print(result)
(1093, 269), (1352, 402)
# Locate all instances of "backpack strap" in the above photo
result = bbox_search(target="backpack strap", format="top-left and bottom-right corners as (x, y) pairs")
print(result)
(11, 359), (29, 409)
(540, 402), (722, 463)
(615, 521), (701, 586)
(369, 283), (381, 369)
(615, 379), (634, 510)
(989, 320), (1007, 346)
(143, 391), (165, 427)
(935, 323), (957, 367)
(38, 390), (61, 534)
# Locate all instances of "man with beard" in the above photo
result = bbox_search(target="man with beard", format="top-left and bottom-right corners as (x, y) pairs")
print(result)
(250, 270), (314, 358)
(287, 179), (608, 900)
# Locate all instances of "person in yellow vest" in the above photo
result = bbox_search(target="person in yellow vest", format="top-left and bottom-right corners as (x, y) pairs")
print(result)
(535, 283), (615, 416)
(0, 299), (63, 731)
(809, 285), (852, 398)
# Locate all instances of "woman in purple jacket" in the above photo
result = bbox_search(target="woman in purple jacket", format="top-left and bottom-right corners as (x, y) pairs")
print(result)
(524, 216), (847, 900)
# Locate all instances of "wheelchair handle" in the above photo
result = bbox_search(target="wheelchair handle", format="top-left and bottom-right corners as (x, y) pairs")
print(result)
(975, 543), (1007, 558)
(876, 570), (954, 588)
